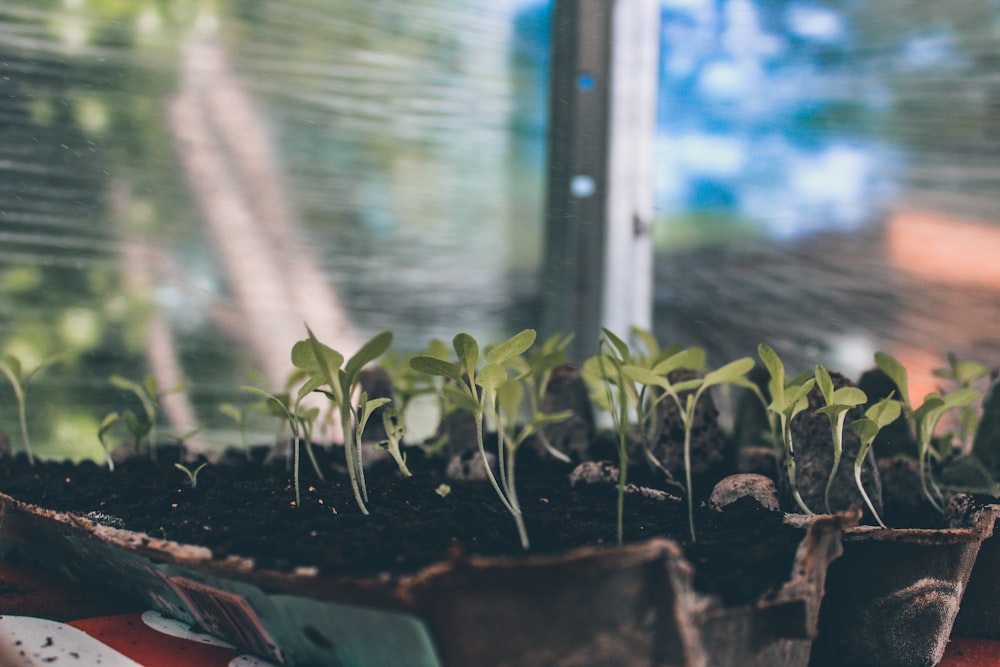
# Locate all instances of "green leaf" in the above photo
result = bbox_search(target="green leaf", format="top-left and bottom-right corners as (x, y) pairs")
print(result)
(143, 375), (159, 400)
(475, 363), (508, 393)
(866, 396), (903, 429)
(621, 364), (668, 389)
(453, 333), (480, 375)
(441, 384), (480, 413)
(410, 356), (462, 382)
(296, 373), (327, 404)
(702, 357), (754, 388)
(831, 386), (867, 406)
(757, 343), (785, 407)
(109, 374), (143, 395)
(941, 387), (981, 410)
(875, 352), (911, 408)
(344, 331), (394, 382)
(850, 418), (879, 444)
(631, 326), (660, 359)
(601, 328), (631, 363)
(672, 378), (704, 394)
(815, 365), (834, 404)
(497, 380), (524, 424)
(486, 329), (537, 365)
(426, 338), (451, 360)
(218, 403), (244, 423)
(652, 347), (706, 376)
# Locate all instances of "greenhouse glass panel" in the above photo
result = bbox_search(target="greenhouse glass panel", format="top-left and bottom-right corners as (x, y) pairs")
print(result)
(0, 0), (552, 458)
(652, 0), (1000, 395)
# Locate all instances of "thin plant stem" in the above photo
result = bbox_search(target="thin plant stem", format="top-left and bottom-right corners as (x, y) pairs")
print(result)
(855, 464), (887, 528)
(683, 417), (695, 542)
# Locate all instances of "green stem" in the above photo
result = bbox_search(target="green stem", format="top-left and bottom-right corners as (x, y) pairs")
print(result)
(824, 445), (841, 515)
(855, 462), (886, 528)
(342, 407), (369, 515)
(617, 428), (627, 546)
(292, 432), (301, 508)
(785, 429), (813, 514)
(683, 423), (695, 542)
(918, 449), (943, 512)
(506, 446), (529, 550)
(473, 412), (518, 518)
(16, 397), (33, 466)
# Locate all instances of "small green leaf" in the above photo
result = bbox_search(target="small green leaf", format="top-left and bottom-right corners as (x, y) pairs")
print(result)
(866, 396), (903, 429)
(486, 329), (537, 365)
(1, 355), (22, 380)
(475, 363), (508, 393)
(831, 386), (867, 406)
(621, 364), (668, 388)
(875, 352), (911, 408)
(815, 365), (834, 404)
(143, 375), (159, 400)
(758, 343), (785, 407)
(441, 384), (480, 413)
(702, 357), (754, 388)
(345, 331), (394, 382)
(601, 328), (631, 362)
(453, 333), (480, 375)
(410, 356), (462, 382)
(651, 347), (706, 376)
(850, 418), (879, 443)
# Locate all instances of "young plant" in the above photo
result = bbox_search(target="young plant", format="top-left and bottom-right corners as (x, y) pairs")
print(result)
(109, 373), (189, 460)
(97, 410), (151, 461)
(622, 337), (755, 542)
(849, 396), (903, 528)
(292, 327), (394, 516)
(876, 352), (981, 511)
(410, 329), (537, 549)
(758, 343), (817, 515)
(174, 462), (208, 489)
(814, 365), (868, 514)
(933, 354), (991, 453)
(376, 407), (411, 477)
(0, 354), (61, 464)
(240, 385), (320, 508)
(507, 331), (575, 462)
(218, 401), (253, 459)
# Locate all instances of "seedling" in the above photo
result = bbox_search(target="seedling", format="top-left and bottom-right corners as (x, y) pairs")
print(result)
(758, 344), (816, 515)
(292, 327), (394, 516)
(933, 354), (991, 453)
(376, 407), (411, 477)
(435, 483), (452, 498)
(814, 365), (868, 514)
(411, 329), (537, 549)
(174, 462), (208, 489)
(218, 402), (253, 458)
(240, 386), (322, 508)
(849, 396), (902, 527)
(0, 354), (61, 465)
(511, 332), (575, 462)
(622, 336), (755, 541)
(876, 352), (982, 511)
(109, 374), (189, 461)
(97, 410), (151, 463)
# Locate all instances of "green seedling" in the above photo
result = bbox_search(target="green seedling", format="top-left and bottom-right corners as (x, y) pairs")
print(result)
(0, 354), (61, 465)
(219, 402), (253, 458)
(849, 396), (902, 527)
(814, 365), (868, 514)
(411, 329), (537, 549)
(583, 328), (701, 544)
(174, 462), (208, 489)
(376, 407), (411, 477)
(876, 351), (981, 511)
(109, 374), (189, 461)
(292, 327), (394, 516)
(759, 344), (816, 515)
(506, 331), (575, 462)
(933, 354), (991, 453)
(622, 337), (754, 542)
(380, 338), (450, 422)
(240, 386), (321, 508)
(98, 410), (151, 462)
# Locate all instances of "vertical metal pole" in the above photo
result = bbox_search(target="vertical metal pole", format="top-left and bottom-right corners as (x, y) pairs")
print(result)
(541, 0), (659, 360)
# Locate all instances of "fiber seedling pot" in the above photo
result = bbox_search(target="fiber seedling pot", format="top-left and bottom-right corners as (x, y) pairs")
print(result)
(809, 503), (998, 667)
(0, 484), (848, 667)
(951, 503), (1000, 639)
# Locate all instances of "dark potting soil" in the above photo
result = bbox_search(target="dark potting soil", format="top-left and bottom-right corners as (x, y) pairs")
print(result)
(0, 442), (803, 607)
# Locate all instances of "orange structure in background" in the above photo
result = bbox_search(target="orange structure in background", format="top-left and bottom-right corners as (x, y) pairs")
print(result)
(886, 207), (1000, 401)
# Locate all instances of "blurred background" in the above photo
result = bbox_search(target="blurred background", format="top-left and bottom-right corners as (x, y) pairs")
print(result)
(1, 0), (998, 458)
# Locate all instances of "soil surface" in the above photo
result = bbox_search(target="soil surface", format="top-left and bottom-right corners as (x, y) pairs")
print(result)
(0, 441), (803, 607)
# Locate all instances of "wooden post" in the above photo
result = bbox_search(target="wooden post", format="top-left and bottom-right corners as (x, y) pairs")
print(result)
(541, 0), (659, 360)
